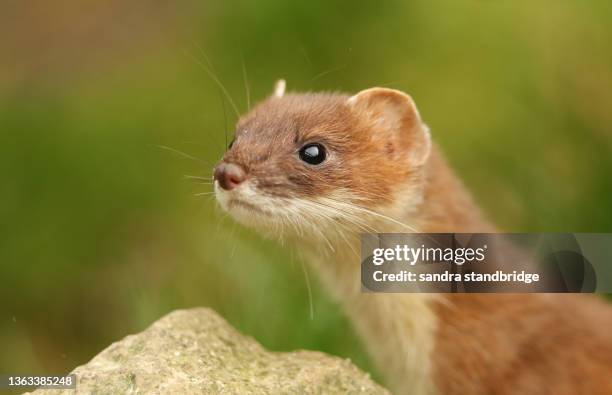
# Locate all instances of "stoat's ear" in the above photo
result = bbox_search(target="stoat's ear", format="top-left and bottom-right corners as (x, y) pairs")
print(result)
(273, 79), (286, 97)
(348, 87), (430, 166)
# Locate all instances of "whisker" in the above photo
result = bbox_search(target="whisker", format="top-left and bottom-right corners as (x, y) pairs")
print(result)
(323, 198), (447, 248)
(310, 64), (347, 84)
(337, 229), (360, 259)
(219, 90), (228, 149)
(241, 56), (251, 112)
(299, 46), (312, 67)
(184, 175), (214, 181)
(300, 259), (315, 320)
(154, 145), (206, 163)
(303, 199), (380, 234)
(229, 222), (238, 259)
(184, 48), (241, 119)
(322, 197), (419, 232)
(192, 41), (216, 71)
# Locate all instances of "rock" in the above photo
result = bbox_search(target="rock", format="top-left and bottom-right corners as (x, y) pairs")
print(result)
(28, 308), (388, 394)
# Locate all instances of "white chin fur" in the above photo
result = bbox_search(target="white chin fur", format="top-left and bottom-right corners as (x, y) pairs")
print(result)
(214, 181), (343, 241)
(214, 183), (419, 242)
(214, 181), (287, 230)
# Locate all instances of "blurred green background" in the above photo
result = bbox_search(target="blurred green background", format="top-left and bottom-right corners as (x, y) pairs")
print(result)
(1, 0), (611, 390)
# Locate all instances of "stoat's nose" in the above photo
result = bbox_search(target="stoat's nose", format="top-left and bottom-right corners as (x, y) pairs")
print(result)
(214, 162), (246, 191)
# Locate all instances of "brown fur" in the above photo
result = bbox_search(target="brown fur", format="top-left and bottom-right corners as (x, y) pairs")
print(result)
(215, 86), (612, 395)
(420, 151), (612, 394)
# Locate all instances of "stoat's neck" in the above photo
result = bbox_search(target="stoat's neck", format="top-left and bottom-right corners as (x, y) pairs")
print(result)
(417, 146), (496, 233)
(304, 146), (494, 395)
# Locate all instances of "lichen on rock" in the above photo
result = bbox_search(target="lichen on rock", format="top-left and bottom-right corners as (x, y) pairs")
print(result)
(28, 308), (388, 394)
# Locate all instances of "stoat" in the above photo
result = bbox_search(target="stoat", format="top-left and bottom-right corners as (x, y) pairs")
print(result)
(213, 81), (612, 395)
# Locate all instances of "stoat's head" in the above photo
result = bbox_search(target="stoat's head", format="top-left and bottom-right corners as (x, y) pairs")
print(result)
(214, 81), (431, 240)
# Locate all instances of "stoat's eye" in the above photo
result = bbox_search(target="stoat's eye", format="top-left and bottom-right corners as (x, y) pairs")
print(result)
(299, 143), (326, 165)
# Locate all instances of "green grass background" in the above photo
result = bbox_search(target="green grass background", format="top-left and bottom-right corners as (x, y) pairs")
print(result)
(1, 0), (611, 389)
